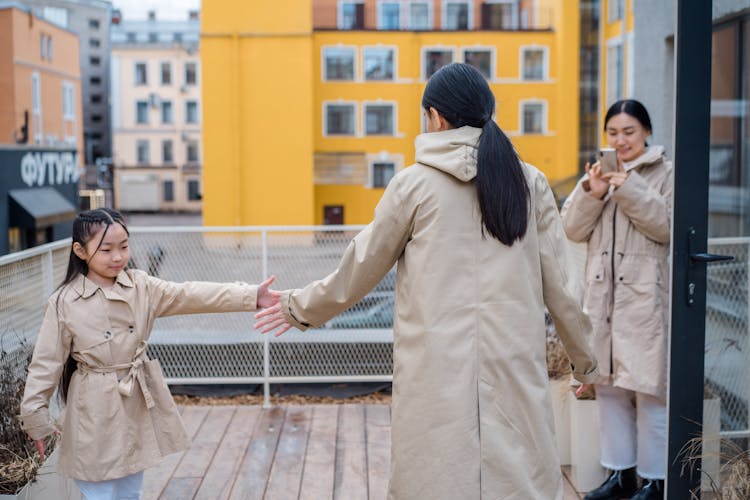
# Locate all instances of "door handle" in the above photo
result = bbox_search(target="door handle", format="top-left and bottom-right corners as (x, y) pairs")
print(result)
(686, 227), (735, 306)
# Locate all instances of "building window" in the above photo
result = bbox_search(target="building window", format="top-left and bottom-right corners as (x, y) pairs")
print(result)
(323, 46), (356, 81)
(339, 1), (365, 30)
(42, 6), (68, 28)
(443, 1), (470, 30)
(90, 76), (102, 85)
(186, 142), (199, 162)
(40, 34), (47, 60)
(163, 180), (174, 201)
(148, 32), (158, 43)
(136, 101), (149, 124)
(378, 2), (400, 29)
(31, 73), (42, 143)
(364, 103), (395, 135)
(62, 82), (75, 119)
(135, 62), (147, 85)
(324, 102), (357, 136)
(464, 48), (493, 79)
(185, 62), (197, 85)
(187, 179), (201, 200)
(606, 41), (624, 104)
(161, 101), (173, 124)
(127, 32), (136, 43)
(371, 162), (395, 188)
(89, 18), (100, 29)
(608, 0), (624, 22)
(90, 56), (100, 67)
(423, 49), (454, 79)
(91, 94), (102, 104)
(162, 140), (174, 163)
(481, 1), (518, 29)
(186, 101), (199, 124)
(521, 47), (547, 81)
(521, 101), (546, 134)
(161, 62), (171, 85)
(89, 38), (101, 48)
(47, 36), (53, 60)
(363, 47), (395, 80)
(173, 33), (183, 43)
(91, 114), (102, 123)
(409, 1), (431, 30)
(137, 140), (149, 163)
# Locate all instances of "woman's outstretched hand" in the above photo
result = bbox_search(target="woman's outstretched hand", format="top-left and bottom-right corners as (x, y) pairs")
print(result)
(256, 275), (281, 309)
(255, 304), (293, 337)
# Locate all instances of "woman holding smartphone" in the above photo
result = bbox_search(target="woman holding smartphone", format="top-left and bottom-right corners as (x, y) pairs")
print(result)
(561, 99), (673, 500)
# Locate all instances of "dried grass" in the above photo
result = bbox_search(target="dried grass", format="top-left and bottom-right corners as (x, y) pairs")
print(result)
(681, 435), (750, 499)
(173, 390), (392, 407)
(546, 316), (572, 380)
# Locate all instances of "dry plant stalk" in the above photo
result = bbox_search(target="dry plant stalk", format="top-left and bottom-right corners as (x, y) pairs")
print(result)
(681, 434), (750, 499)
(546, 319), (572, 380)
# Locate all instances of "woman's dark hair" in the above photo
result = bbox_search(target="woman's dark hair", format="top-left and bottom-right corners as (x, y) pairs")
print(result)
(58, 208), (129, 403)
(422, 63), (529, 245)
(604, 99), (652, 133)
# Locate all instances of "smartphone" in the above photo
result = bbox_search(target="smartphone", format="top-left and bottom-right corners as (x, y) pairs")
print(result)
(598, 148), (618, 174)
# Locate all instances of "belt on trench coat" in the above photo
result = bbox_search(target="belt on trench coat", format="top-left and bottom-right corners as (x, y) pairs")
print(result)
(77, 340), (156, 409)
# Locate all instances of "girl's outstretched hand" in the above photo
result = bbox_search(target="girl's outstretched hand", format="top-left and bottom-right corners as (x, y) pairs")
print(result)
(255, 304), (292, 337)
(256, 275), (281, 309)
(34, 438), (46, 460)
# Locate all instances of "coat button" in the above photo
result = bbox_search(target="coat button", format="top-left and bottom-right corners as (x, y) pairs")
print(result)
(104, 331), (112, 338)
(595, 274), (600, 280)
(606, 317), (611, 323)
(619, 276), (624, 281)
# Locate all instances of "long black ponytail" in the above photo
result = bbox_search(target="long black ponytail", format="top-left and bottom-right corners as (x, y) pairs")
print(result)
(57, 208), (129, 403)
(421, 63), (529, 245)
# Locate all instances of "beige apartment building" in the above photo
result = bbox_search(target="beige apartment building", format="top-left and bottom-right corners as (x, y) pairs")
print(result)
(110, 11), (202, 213)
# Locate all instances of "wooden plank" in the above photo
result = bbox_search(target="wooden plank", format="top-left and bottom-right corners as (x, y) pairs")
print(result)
(194, 405), (262, 500)
(365, 404), (391, 500)
(174, 405), (235, 478)
(228, 406), (286, 500)
(159, 477), (201, 499)
(333, 404), (368, 500)
(264, 406), (313, 500)
(141, 405), (210, 500)
(299, 405), (339, 500)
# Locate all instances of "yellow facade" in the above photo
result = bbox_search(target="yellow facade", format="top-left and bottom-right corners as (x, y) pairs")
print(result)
(202, 0), (581, 226)
(600, 0), (635, 141)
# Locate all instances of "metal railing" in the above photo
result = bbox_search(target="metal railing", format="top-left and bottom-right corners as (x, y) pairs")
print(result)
(1, 230), (747, 418)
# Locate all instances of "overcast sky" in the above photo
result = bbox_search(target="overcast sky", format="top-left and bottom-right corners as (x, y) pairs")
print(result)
(112, 0), (200, 21)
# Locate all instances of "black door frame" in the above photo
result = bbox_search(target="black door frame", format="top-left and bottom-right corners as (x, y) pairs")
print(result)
(667, 0), (713, 497)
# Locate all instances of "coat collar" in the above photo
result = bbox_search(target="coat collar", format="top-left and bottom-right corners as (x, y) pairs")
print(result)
(414, 126), (482, 182)
(70, 270), (134, 298)
(622, 145), (666, 172)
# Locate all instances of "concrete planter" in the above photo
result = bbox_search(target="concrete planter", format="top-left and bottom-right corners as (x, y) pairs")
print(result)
(549, 378), (572, 465)
(0, 448), (80, 500)
(569, 392), (605, 493)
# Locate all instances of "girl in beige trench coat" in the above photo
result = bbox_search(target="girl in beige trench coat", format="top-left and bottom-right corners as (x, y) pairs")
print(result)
(561, 100), (672, 500)
(20, 208), (280, 499)
(256, 63), (599, 500)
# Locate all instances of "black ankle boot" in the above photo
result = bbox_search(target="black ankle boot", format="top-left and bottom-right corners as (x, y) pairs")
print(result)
(583, 467), (638, 500)
(631, 479), (664, 500)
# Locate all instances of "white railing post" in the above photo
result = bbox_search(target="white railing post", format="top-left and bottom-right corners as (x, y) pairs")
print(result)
(262, 228), (271, 409)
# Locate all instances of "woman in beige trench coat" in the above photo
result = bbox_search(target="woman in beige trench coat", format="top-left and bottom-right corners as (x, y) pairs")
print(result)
(561, 100), (672, 500)
(256, 63), (598, 499)
(20, 208), (280, 499)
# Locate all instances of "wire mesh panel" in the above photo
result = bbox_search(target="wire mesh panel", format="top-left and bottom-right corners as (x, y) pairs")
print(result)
(705, 238), (749, 435)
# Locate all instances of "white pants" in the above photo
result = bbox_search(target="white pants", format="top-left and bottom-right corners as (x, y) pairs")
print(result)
(74, 471), (144, 500)
(596, 384), (667, 479)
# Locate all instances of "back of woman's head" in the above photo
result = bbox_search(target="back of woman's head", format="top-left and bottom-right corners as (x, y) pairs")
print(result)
(57, 208), (128, 404)
(422, 63), (529, 245)
(604, 99), (652, 133)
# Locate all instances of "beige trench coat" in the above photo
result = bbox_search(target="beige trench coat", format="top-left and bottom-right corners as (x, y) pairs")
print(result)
(561, 146), (672, 400)
(20, 270), (258, 481)
(280, 126), (598, 499)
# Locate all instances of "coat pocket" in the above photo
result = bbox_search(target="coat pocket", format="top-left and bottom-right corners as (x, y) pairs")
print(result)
(143, 359), (190, 455)
(616, 256), (662, 285)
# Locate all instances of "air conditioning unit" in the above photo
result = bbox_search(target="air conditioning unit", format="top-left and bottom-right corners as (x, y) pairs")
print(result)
(180, 84), (189, 93)
(148, 93), (160, 108)
(181, 131), (190, 142)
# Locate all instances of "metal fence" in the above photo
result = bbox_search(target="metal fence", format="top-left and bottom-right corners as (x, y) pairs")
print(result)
(1, 229), (747, 420)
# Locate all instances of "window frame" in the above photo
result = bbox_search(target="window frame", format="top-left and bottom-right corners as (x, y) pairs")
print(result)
(163, 179), (175, 202)
(136, 139), (150, 164)
(161, 100), (173, 124)
(377, 1), (402, 30)
(363, 101), (397, 136)
(369, 161), (396, 188)
(187, 179), (201, 201)
(520, 45), (549, 81)
(135, 100), (149, 124)
(134, 62), (148, 85)
(362, 45), (397, 81)
(322, 45), (357, 81)
(442, 0), (473, 30)
(462, 46), (496, 80)
(185, 101), (199, 124)
(407, 1), (433, 30)
(184, 61), (198, 86)
(162, 139), (174, 164)
(161, 61), (172, 85)
(337, 0), (365, 30)
(186, 141), (200, 163)
(606, 38), (625, 105)
(519, 99), (548, 135)
(323, 101), (358, 137)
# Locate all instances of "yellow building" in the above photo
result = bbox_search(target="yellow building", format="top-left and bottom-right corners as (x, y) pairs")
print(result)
(202, 0), (581, 226)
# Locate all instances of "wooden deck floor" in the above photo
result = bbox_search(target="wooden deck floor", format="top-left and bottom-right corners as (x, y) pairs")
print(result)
(142, 404), (582, 500)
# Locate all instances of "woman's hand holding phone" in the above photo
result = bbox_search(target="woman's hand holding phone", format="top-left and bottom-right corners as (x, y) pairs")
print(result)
(584, 161), (610, 200)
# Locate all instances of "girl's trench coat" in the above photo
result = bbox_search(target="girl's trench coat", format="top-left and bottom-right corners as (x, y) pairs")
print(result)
(280, 126), (599, 499)
(20, 270), (258, 481)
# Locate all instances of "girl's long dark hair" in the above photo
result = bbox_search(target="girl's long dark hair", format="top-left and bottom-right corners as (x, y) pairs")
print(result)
(57, 208), (129, 403)
(422, 63), (529, 245)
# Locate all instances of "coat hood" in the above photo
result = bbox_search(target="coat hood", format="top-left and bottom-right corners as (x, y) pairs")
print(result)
(414, 126), (483, 182)
(623, 145), (666, 171)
